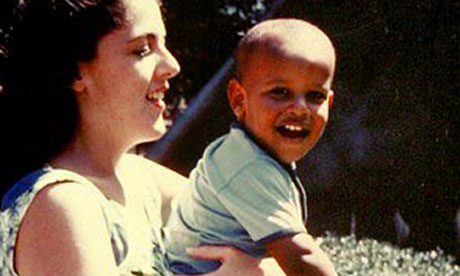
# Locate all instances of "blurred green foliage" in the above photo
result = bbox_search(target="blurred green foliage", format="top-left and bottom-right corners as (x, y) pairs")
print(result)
(318, 233), (460, 276)
(163, 0), (277, 119)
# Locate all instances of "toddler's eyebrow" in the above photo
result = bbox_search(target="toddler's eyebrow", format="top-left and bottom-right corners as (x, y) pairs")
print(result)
(265, 78), (288, 86)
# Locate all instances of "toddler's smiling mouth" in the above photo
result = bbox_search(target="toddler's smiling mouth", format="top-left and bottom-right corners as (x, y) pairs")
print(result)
(276, 125), (310, 139)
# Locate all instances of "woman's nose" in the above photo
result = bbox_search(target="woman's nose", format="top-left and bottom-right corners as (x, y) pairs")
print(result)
(156, 47), (181, 80)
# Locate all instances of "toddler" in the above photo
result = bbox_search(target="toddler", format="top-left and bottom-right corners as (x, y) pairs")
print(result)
(164, 18), (338, 276)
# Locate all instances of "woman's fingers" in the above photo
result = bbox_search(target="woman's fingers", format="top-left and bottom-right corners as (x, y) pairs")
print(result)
(185, 245), (231, 261)
(184, 245), (264, 276)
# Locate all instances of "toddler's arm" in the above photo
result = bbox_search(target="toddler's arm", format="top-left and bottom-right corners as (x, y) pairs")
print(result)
(178, 245), (286, 276)
(267, 232), (337, 276)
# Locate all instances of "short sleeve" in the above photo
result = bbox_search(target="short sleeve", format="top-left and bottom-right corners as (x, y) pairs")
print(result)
(216, 159), (306, 245)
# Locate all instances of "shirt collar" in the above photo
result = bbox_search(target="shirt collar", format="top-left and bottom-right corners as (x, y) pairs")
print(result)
(230, 121), (296, 172)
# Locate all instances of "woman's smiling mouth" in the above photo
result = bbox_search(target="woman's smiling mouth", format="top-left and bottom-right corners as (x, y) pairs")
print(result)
(146, 90), (164, 101)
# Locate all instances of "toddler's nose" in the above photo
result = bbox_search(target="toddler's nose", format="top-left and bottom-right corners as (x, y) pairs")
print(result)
(287, 96), (310, 119)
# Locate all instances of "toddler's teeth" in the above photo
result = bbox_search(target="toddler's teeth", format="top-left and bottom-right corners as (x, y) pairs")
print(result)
(285, 125), (302, 132)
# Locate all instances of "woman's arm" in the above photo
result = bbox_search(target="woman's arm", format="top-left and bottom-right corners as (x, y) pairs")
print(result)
(134, 155), (188, 222)
(15, 183), (117, 276)
(155, 168), (187, 222)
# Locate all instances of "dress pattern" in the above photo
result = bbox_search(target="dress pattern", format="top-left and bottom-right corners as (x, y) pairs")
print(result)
(0, 167), (172, 276)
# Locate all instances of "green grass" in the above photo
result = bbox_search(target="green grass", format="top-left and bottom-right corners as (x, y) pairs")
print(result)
(317, 233), (459, 276)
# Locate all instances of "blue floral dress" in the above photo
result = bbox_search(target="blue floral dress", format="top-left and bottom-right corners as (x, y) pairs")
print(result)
(0, 166), (173, 276)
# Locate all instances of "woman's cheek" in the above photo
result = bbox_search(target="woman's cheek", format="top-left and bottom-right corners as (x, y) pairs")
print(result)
(136, 56), (159, 80)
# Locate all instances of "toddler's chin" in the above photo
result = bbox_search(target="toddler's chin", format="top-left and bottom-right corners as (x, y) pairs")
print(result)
(275, 149), (309, 164)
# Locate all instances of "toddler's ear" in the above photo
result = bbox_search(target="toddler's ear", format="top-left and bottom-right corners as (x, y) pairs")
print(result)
(328, 90), (334, 109)
(227, 79), (246, 120)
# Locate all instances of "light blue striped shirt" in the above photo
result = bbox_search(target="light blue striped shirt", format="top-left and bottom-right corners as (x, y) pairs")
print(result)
(163, 124), (307, 274)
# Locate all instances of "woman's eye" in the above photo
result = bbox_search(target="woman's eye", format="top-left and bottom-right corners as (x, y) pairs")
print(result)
(306, 91), (327, 103)
(134, 44), (152, 57)
(269, 88), (290, 99)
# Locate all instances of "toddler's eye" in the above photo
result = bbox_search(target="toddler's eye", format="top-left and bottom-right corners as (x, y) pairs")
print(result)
(134, 44), (152, 57)
(306, 91), (327, 103)
(269, 88), (291, 100)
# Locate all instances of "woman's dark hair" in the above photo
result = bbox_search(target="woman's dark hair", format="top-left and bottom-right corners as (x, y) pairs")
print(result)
(0, 0), (127, 193)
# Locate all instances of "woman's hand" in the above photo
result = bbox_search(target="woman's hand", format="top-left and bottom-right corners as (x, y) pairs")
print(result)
(175, 245), (286, 276)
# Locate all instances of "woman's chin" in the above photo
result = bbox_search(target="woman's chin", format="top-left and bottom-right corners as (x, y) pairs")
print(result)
(150, 123), (167, 140)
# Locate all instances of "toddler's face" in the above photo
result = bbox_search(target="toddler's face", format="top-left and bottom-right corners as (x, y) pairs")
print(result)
(234, 43), (334, 163)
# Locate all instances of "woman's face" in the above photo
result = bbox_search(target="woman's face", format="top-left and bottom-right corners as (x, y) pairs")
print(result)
(76, 0), (180, 147)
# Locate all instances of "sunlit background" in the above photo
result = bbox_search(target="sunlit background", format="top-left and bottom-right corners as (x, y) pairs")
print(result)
(145, 0), (458, 261)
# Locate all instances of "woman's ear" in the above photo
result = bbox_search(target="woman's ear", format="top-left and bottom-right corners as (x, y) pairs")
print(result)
(70, 75), (86, 93)
(70, 63), (90, 93)
(227, 79), (246, 121)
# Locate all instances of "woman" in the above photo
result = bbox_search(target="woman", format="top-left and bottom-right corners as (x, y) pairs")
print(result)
(0, 0), (279, 275)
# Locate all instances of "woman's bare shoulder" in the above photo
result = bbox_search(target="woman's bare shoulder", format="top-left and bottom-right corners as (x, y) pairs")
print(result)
(15, 182), (116, 276)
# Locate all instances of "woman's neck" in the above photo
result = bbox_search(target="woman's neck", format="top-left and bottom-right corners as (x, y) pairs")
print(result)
(50, 128), (132, 205)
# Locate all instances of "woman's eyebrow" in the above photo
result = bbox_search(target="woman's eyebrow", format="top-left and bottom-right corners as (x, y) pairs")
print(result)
(127, 32), (165, 44)
(127, 34), (150, 43)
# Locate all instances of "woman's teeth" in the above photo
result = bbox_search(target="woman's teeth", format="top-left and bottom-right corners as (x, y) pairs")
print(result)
(147, 91), (164, 101)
